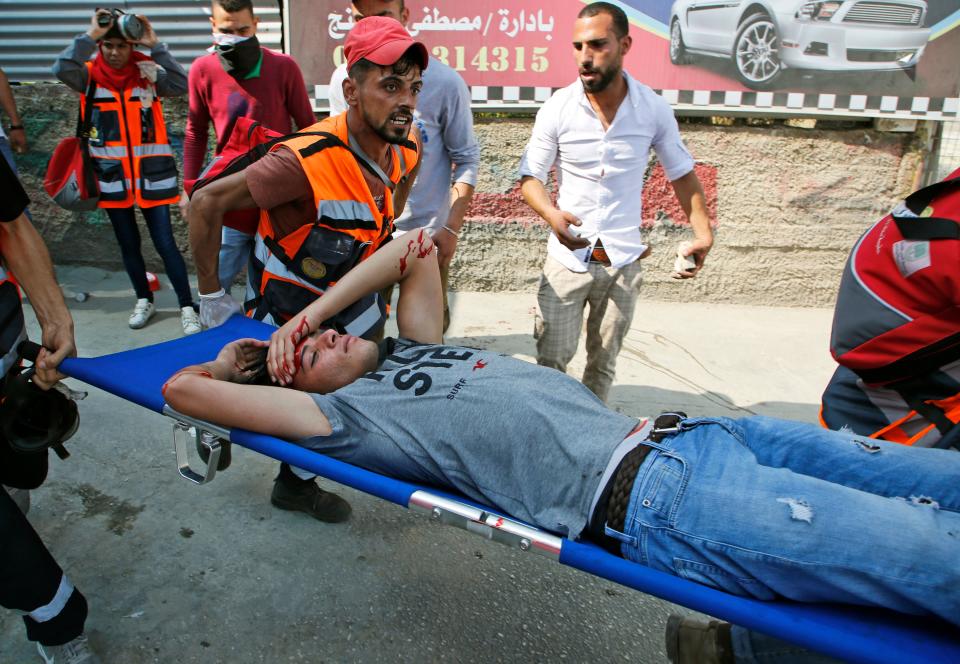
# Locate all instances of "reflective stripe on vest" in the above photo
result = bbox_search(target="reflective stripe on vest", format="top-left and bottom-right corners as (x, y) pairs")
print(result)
(80, 63), (179, 209)
(341, 297), (384, 337)
(133, 144), (173, 158)
(98, 178), (132, 194)
(253, 235), (325, 295)
(822, 360), (960, 448)
(317, 199), (378, 230)
(88, 145), (127, 159)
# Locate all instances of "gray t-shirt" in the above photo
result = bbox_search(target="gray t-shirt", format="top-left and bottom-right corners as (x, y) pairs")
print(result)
(304, 338), (637, 538)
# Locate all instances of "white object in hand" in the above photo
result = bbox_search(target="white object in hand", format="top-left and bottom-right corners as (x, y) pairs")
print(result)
(674, 241), (697, 273)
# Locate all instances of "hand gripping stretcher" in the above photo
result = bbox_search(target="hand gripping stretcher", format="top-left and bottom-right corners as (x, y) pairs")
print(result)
(58, 315), (960, 663)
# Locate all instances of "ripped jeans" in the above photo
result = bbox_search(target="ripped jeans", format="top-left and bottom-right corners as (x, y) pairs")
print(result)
(617, 416), (960, 625)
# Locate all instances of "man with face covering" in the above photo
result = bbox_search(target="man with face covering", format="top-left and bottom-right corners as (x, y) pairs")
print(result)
(188, 16), (424, 524)
(180, 0), (316, 294)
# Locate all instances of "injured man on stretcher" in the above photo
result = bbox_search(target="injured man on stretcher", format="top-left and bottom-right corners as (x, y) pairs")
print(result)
(163, 230), (960, 626)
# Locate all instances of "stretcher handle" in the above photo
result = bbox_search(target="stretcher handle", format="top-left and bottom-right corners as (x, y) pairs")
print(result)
(17, 340), (43, 363)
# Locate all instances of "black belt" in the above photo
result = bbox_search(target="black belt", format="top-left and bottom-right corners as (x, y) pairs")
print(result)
(587, 412), (686, 555)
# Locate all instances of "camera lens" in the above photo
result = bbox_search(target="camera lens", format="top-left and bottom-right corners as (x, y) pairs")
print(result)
(96, 12), (112, 27)
(118, 14), (144, 41)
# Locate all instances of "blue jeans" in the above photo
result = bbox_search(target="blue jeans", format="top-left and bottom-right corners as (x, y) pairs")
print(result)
(218, 226), (254, 293)
(105, 205), (194, 308)
(617, 416), (960, 624)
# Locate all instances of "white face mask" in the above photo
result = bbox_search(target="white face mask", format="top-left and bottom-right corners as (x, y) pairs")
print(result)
(211, 32), (252, 46)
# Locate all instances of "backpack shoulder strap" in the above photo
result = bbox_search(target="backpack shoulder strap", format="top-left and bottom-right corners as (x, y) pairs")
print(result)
(192, 130), (331, 192)
(891, 175), (960, 241)
(297, 131), (399, 191)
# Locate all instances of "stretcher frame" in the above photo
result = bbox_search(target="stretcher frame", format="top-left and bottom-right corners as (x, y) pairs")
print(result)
(60, 316), (960, 664)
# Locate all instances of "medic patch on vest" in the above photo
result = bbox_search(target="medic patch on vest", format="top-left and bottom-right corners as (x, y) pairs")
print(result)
(893, 239), (931, 278)
(301, 257), (327, 280)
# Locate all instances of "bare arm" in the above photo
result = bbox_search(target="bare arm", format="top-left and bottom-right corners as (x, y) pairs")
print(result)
(164, 339), (332, 439)
(188, 170), (257, 294)
(0, 213), (76, 388)
(669, 170), (713, 279)
(0, 68), (25, 153)
(267, 230), (442, 383)
(520, 175), (589, 250)
(432, 181), (474, 269)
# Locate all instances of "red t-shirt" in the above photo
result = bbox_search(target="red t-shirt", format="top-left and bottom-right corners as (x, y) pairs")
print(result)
(183, 48), (316, 182)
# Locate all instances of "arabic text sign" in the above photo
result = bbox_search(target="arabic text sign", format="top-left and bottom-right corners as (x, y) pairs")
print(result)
(290, 0), (584, 94)
(290, 0), (960, 118)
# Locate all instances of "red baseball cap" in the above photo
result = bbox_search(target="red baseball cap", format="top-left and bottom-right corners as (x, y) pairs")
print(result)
(344, 16), (428, 72)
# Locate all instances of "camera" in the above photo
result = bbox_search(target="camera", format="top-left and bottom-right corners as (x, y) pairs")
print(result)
(96, 8), (144, 41)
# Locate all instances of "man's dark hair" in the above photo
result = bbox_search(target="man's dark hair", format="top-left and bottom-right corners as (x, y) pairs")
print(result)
(215, 0), (255, 13)
(348, 49), (422, 84)
(578, 2), (629, 39)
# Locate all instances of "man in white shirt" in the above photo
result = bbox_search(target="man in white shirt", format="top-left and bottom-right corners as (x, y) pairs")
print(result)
(519, 1), (712, 402)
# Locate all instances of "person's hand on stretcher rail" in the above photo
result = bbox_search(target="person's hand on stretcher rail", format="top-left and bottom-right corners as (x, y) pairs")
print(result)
(164, 228), (442, 438)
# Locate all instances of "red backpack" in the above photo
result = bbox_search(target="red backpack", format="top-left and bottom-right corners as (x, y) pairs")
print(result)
(831, 167), (960, 383)
(825, 167), (960, 447)
(183, 117), (283, 233)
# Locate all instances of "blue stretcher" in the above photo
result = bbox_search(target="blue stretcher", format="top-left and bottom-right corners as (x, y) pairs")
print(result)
(59, 315), (960, 664)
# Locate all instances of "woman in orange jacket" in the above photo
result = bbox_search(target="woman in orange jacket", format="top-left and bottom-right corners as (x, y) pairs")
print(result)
(53, 9), (199, 334)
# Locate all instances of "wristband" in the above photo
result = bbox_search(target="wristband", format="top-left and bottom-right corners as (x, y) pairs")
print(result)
(199, 288), (226, 299)
(441, 225), (460, 239)
(7, 124), (23, 131)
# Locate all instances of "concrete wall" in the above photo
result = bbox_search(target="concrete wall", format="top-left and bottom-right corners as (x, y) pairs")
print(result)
(10, 83), (929, 306)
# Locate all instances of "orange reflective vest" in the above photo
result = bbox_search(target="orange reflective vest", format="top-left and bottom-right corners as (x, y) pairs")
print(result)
(247, 113), (419, 334)
(79, 63), (179, 209)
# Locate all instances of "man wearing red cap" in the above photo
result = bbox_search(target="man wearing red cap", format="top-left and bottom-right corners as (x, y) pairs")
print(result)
(188, 16), (427, 522)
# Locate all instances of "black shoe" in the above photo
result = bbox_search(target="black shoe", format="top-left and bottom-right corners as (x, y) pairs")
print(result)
(196, 434), (232, 471)
(665, 614), (732, 664)
(271, 476), (352, 523)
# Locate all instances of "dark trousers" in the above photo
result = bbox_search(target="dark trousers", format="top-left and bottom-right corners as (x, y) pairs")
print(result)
(105, 205), (194, 308)
(1, 441), (88, 645)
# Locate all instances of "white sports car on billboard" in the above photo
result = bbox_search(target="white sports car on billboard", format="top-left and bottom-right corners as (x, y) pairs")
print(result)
(668, 0), (931, 89)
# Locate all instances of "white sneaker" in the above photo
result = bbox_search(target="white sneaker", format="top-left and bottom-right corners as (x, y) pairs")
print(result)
(180, 306), (201, 335)
(37, 634), (101, 664)
(128, 298), (155, 329)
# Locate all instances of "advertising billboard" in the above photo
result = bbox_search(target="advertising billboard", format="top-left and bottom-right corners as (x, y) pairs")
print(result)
(288, 0), (960, 118)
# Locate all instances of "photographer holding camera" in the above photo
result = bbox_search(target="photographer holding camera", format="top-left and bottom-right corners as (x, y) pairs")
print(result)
(0, 156), (98, 662)
(52, 9), (200, 336)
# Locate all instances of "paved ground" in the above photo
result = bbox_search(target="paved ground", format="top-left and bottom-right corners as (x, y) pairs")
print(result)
(1, 266), (837, 663)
